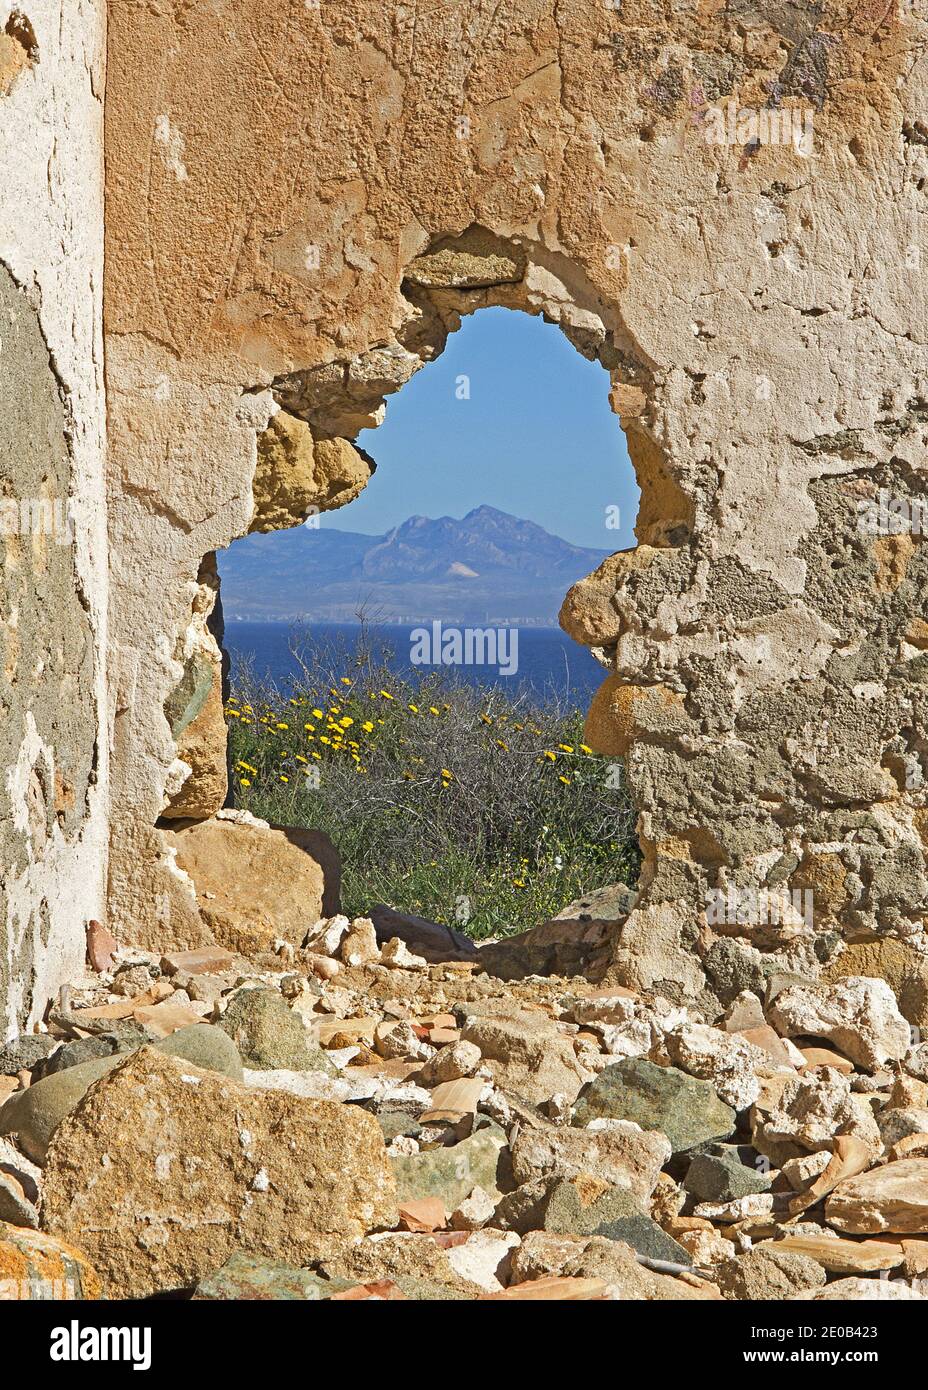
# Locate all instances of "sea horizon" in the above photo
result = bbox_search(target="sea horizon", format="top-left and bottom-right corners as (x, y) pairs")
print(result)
(223, 617), (607, 706)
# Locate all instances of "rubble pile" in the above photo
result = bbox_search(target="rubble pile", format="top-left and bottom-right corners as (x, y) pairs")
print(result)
(3, 906), (928, 1301)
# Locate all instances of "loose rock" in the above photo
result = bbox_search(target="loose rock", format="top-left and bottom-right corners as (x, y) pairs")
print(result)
(768, 977), (910, 1070)
(41, 1048), (397, 1297)
(714, 1246), (827, 1300)
(572, 1058), (736, 1154)
(218, 987), (334, 1072)
(825, 1157), (928, 1234)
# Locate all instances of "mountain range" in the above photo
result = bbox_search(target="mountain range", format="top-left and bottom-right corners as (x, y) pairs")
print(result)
(219, 505), (611, 624)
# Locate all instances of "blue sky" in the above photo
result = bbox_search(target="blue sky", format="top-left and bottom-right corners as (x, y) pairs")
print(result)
(322, 306), (639, 551)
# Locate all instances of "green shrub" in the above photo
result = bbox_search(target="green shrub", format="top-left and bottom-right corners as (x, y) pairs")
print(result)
(225, 628), (639, 939)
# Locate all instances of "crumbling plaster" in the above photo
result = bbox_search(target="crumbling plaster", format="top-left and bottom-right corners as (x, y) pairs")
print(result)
(104, 1), (928, 997)
(0, 0), (108, 1035)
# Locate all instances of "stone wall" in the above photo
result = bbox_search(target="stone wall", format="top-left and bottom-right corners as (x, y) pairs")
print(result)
(0, 1), (107, 1035)
(104, 2), (928, 997)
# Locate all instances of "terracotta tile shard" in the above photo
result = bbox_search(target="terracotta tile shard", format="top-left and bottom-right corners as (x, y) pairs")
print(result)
(481, 1276), (609, 1300)
(799, 1045), (855, 1075)
(329, 1280), (407, 1300)
(420, 1077), (483, 1121)
(397, 1198), (447, 1232)
(430, 1230), (471, 1249)
(428, 1027), (461, 1045)
(86, 920), (119, 974)
(736, 1025), (797, 1068)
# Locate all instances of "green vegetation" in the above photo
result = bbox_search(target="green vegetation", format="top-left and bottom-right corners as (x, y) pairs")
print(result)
(226, 630), (639, 940)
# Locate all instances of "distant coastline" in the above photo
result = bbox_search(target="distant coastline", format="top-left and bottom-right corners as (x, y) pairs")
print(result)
(218, 504), (612, 628)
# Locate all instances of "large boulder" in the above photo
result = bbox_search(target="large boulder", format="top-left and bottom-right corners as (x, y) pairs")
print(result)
(0, 1024), (242, 1163)
(41, 1048), (397, 1298)
(367, 905), (477, 963)
(477, 883), (636, 981)
(752, 1067), (882, 1167)
(162, 812), (340, 955)
(478, 919), (610, 983)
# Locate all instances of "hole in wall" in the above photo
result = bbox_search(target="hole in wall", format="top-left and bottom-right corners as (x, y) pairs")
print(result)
(224, 309), (642, 937)
(162, 230), (691, 944)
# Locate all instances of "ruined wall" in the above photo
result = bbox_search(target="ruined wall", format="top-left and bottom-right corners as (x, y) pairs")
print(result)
(105, 1), (928, 998)
(0, 1), (108, 1035)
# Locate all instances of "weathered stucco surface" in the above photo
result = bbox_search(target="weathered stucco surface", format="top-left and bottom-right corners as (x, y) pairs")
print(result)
(104, 2), (928, 997)
(0, 0), (107, 1035)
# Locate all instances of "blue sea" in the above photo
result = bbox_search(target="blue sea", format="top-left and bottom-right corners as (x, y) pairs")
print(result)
(224, 620), (606, 708)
